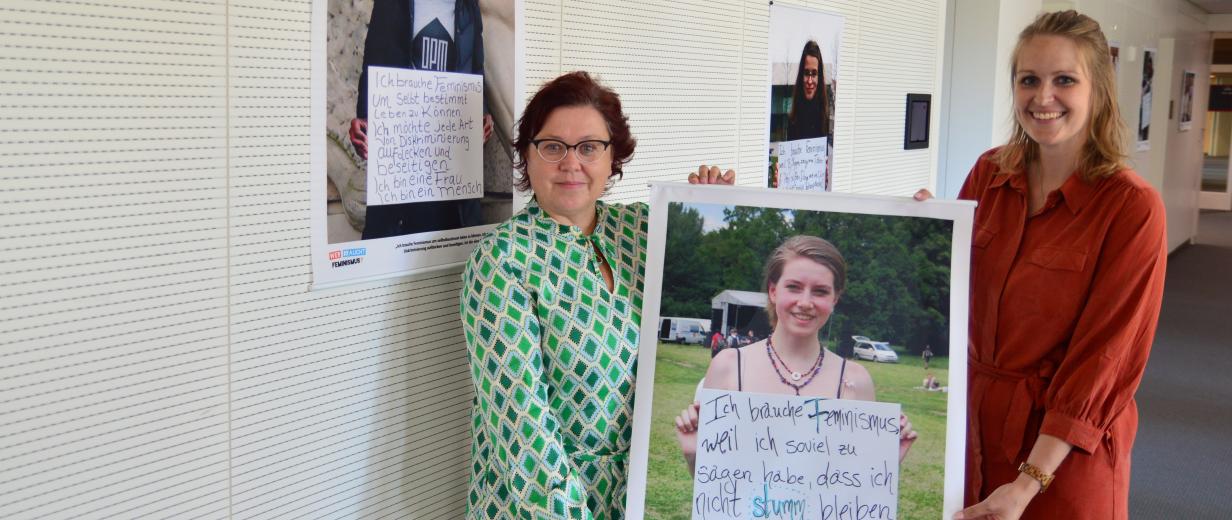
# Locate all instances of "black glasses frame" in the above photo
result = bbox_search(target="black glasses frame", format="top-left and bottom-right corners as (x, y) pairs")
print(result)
(530, 138), (612, 164)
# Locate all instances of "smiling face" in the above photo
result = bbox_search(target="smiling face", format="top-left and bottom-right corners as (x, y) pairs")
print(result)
(526, 105), (612, 231)
(767, 256), (839, 338)
(802, 55), (820, 101)
(1013, 35), (1092, 155)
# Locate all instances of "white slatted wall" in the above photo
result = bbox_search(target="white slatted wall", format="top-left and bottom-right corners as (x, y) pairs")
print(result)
(1, 0), (233, 518)
(0, 0), (944, 517)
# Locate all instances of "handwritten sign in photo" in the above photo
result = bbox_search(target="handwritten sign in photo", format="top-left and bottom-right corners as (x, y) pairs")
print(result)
(776, 137), (828, 191)
(692, 388), (900, 520)
(366, 67), (483, 206)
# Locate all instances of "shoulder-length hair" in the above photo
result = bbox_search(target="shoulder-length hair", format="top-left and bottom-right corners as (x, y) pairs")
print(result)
(995, 10), (1126, 180)
(512, 71), (636, 191)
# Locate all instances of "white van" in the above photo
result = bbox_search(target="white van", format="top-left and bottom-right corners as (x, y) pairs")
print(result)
(659, 317), (710, 345)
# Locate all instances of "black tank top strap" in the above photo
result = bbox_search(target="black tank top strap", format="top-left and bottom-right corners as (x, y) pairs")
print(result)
(736, 348), (743, 391)
(836, 357), (847, 398)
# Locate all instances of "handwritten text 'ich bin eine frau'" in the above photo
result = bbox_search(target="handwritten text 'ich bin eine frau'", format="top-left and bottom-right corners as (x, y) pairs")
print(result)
(365, 67), (484, 205)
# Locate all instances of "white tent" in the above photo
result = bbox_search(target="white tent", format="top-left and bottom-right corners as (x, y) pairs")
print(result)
(711, 290), (769, 336)
(711, 290), (767, 309)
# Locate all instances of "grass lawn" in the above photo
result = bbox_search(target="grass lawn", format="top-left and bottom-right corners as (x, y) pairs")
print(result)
(644, 342), (951, 519)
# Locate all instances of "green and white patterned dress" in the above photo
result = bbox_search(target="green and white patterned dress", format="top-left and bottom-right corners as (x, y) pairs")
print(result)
(460, 198), (647, 519)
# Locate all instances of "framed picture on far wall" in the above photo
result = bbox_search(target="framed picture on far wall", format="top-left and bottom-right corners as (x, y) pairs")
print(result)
(1137, 47), (1156, 151)
(1180, 70), (1195, 131)
(626, 183), (975, 520)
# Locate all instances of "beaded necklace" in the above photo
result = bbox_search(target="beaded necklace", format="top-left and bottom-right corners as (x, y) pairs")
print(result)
(765, 335), (825, 395)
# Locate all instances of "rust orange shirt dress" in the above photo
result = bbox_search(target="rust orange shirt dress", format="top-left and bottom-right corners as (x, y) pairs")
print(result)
(959, 150), (1167, 518)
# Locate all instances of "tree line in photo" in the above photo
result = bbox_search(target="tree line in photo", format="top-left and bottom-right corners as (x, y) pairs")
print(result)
(661, 202), (953, 355)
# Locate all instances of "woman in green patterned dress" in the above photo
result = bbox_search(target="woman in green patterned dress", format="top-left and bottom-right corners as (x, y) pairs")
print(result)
(459, 71), (734, 519)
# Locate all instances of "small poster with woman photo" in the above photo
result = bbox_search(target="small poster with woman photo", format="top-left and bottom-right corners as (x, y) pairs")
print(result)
(768, 4), (842, 192)
(1180, 70), (1195, 132)
(1136, 47), (1156, 151)
(626, 183), (974, 519)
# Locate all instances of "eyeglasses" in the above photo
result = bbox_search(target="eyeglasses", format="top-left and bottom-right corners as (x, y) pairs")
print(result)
(531, 138), (611, 164)
(803, 69), (819, 78)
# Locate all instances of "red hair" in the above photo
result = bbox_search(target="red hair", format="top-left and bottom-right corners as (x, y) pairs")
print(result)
(513, 71), (636, 191)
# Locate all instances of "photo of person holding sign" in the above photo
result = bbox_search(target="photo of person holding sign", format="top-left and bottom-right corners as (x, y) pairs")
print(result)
(349, 0), (495, 239)
(631, 197), (967, 520)
(768, 5), (841, 192)
(672, 236), (918, 471)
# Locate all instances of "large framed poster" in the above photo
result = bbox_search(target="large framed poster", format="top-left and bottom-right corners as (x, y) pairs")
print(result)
(627, 183), (974, 519)
(311, 0), (523, 288)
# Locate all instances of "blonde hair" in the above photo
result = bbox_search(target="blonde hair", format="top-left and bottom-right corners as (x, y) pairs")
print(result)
(994, 10), (1126, 180)
(763, 236), (846, 327)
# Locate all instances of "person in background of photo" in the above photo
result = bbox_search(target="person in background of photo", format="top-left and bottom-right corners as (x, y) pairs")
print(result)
(923, 344), (934, 370)
(710, 328), (725, 358)
(727, 327), (741, 350)
(918, 11), (1166, 520)
(786, 40), (830, 141)
(349, 0), (496, 239)
(459, 71), (734, 519)
(674, 236), (917, 472)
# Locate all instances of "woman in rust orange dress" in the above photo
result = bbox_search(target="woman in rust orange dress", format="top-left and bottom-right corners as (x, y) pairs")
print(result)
(946, 11), (1166, 519)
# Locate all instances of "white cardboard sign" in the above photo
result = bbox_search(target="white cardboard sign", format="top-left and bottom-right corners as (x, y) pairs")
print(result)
(692, 388), (900, 520)
(366, 66), (484, 206)
(776, 137), (828, 191)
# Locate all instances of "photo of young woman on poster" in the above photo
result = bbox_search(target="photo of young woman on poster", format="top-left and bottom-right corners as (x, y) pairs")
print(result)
(785, 42), (831, 142)
(767, 5), (841, 192)
(672, 235), (918, 473)
(625, 184), (974, 520)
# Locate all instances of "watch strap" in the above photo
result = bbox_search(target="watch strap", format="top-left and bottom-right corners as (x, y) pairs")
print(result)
(1018, 461), (1055, 494)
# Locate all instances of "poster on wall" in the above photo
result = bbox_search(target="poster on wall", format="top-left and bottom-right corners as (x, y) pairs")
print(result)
(626, 183), (974, 519)
(1109, 40), (1120, 76)
(311, 0), (522, 288)
(768, 4), (843, 192)
(1179, 70), (1195, 131)
(1137, 47), (1156, 151)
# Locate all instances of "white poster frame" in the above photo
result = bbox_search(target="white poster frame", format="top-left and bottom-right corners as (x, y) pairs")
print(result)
(626, 182), (973, 519)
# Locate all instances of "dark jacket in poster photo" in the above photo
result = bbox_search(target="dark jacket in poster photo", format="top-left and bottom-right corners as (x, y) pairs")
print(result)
(357, 0), (486, 240)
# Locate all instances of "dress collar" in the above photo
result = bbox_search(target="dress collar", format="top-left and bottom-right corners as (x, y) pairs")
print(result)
(525, 197), (608, 239)
(990, 168), (1100, 216)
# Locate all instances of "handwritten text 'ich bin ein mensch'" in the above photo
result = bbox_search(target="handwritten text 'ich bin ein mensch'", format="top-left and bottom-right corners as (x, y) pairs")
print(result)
(366, 67), (483, 206)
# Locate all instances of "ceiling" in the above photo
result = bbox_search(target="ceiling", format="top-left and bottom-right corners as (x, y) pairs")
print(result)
(1191, 0), (1232, 14)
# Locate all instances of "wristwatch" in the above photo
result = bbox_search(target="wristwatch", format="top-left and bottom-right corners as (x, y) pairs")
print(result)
(1018, 462), (1054, 494)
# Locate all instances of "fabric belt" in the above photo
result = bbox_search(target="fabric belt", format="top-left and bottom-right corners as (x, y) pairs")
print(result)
(967, 356), (1055, 498)
(570, 450), (627, 463)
